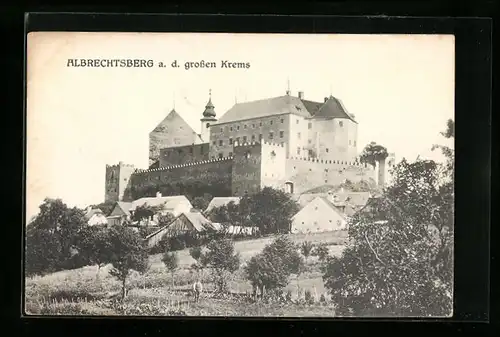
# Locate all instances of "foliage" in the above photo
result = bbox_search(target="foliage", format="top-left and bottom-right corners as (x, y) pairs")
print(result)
(300, 241), (314, 262)
(157, 213), (176, 227)
(138, 226), (160, 239)
(312, 244), (330, 262)
(336, 179), (378, 193)
(25, 198), (88, 276)
(131, 203), (166, 224)
(359, 142), (389, 167)
(207, 187), (300, 235)
(162, 251), (179, 288)
(107, 225), (149, 301)
(191, 193), (213, 212)
(323, 120), (454, 317)
(76, 226), (113, 276)
(245, 236), (304, 297)
(199, 239), (240, 293)
(189, 246), (203, 261)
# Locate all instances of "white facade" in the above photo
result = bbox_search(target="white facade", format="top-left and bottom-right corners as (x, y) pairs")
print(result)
(291, 196), (347, 234)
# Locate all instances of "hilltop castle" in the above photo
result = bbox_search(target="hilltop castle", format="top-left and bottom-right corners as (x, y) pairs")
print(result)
(105, 89), (395, 202)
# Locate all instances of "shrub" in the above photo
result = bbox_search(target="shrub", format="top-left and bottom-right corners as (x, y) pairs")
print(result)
(312, 244), (330, 262)
(162, 251), (179, 288)
(304, 289), (315, 305)
(200, 239), (240, 293)
(300, 241), (314, 262)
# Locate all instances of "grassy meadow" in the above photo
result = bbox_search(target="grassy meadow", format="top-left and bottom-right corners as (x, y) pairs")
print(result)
(24, 230), (347, 317)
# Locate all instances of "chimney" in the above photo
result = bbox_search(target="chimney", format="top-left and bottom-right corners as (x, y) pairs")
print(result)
(298, 91), (304, 100)
(324, 97), (328, 103)
(156, 191), (162, 198)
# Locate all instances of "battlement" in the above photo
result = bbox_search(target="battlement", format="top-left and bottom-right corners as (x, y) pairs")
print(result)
(233, 141), (285, 148)
(133, 156), (234, 175)
(106, 161), (135, 169)
(286, 156), (373, 168)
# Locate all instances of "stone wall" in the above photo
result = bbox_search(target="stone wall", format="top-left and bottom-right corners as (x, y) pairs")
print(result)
(130, 157), (233, 200)
(231, 143), (262, 196)
(105, 162), (135, 202)
(159, 143), (210, 167)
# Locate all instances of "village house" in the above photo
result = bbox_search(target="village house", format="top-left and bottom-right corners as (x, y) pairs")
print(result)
(145, 211), (216, 249)
(291, 196), (347, 234)
(204, 196), (241, 214)
(107, 193), (193, 226)
(84, 207), (108, 226)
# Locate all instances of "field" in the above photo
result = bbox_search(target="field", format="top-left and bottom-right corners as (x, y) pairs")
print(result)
(25, 230), (347, 317)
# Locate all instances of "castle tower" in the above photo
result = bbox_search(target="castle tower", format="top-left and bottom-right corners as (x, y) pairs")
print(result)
(105, 161), (135, 202)
(200, 89), (217, 142)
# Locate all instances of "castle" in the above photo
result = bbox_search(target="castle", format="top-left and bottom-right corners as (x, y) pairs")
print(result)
(105, 89), (395, 203)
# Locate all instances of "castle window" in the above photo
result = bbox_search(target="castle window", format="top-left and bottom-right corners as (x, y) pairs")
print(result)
(219, 140), (223, 146)
(244, 124), (247, 129)
(269, 132), (274, 139)
(308, 150), (313, 156)
(220, 127), (223, 133)
(206, 123), (210, 128)
(280, 118), (284, 123)
(229, 152), (233, 157)
(124, 178), (127, 181)
(252, 123), (255, 128)
(189, 147), (193, 154)
(326, 148), (329, 153)
(297, 132), (301, 139)
(218, 153), (223, 158)
(230, 126), (233, 131)
(259, 122), (262, 127)
(297, 147), (300, 155)
(308, 122), (312, 129)
(229, 138), (233, 145)
(325, 169), (329, 172)
(243, 136), (247, 143)
(270, 120), (273, 125)
(213, 141), (216, 146)
(325, 180), (328, 183)
(339, 121), (344, 127)
(259, 134), (263, 141)
(237, 126), (240, 130)
(251, 135), (255, 142)
(236, 137), (240, 144)
(280, 131), (284, 138)
(297, 119), (300, 124)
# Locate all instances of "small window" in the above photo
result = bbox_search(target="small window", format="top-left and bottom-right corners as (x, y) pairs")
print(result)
(269, 132), (274, 139)
(308, 139), (312, 144)
(200, 147), (204, 154)
(244, 191), (248, 195)
(218, 153), (223, 158)
(302, 221), (305, 224)
(220, 127), (223, 132)
(229, 138), (233, 145)
(219, 140), (224, 146)
(297, 147), (300, 155)
(206, 123), (210, 128)
(237, 126), (240, 130)
(280, 118), (284, 123)
(308, 150), (313, 156)
(354, 140), (357, 146)
(243, 136), (247, 143)
(251, 135), (255, 141)
(212, 141), (216, 145)
(339, 121), (344, 127)
(297, 132), (301, 139)
(244, 124), (247, 129)
(252, 123), (255, 128)
(259, 122), (263, 127)
(281, 142), (284, 146)
(259, 134), (263, 140)
(315, 207), (318, 210)
(230, 126), (233, 131)
(280, 131), (284, 138)
(308, 122), (312, 129)
(124, 178), (127, 181)
(189, 147), (193, 154)
(270, 120), (273, 125)
(326, 148), (329, 153)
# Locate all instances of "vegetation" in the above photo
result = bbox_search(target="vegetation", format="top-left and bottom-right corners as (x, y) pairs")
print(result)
(90, 201), (116, 217)
(200, 239), (240, 293)
(312, 244), (330, 263)
(77, 226), (112, 279)
(323, 120), (454, 317)
(300, 241), (314, 263)
(107, 225), (149, 301)
(359, 142), (389, 167)
(131, 203), (165, 225)
(162, 251), (179, 289)
(190, 193), (213, 212)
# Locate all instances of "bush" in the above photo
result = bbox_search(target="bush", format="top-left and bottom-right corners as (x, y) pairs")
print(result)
(200, 239), (240, 293)
(312, 244), (330, 262)
(304, 290), (314, 305)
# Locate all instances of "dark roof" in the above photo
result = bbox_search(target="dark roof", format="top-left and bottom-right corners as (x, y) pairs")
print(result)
(202, 97), (216, 118)
(305, 96), (357, 123)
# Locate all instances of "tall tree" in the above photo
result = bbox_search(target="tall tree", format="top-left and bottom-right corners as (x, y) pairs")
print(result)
(131, 203), (165, 226)
(76, 226), (113, 279)
(200, 238), (240, 293)
(359, 142), (389, 167)
(25, 198), (87, 276)
(323, 121), (454, 317)
(107, 225), (149, 300)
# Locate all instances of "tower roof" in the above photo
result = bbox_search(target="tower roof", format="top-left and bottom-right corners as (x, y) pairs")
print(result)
(202, 89), (216, 118)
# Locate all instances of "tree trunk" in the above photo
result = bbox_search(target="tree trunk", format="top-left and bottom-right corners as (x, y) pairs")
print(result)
(96, 264), (101, 280)
(121, 278), (127, 301)
(171, 272), (175, 290)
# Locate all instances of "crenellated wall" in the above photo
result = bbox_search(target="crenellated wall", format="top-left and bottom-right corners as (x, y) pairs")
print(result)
(284, 156), (377, 194)
(159, 143), (210, 167)
(130, 157), (233, 200)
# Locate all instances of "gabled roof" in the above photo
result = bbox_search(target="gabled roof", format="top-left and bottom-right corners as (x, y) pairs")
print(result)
(115, 202), (133, 216)
(84, 208), (104, 220)
(214, 95), (311, 125)
(294, 191), (371, 212)
(293, 196), (346, 220)
(205, 197), (241, 213)
(129, 195), (192, 212)
(183, 211), (216, 232)
(301, 96), (357, 123)
(150, 109), (204, 143)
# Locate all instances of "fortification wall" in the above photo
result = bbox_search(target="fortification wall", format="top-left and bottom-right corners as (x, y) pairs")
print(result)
(231, 142), (262, 196)
(285, 156), (376, 194)
(130, 157), (233, 200)
(159, 143), (210, 167)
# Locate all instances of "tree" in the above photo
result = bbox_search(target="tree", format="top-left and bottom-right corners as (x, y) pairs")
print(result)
(107, 225), (149, 301)
(359, 142), (389, 167)
(157, 213), (176, 227)
(25, 198), (87, 276)
(200, 239), (240, 293)
(300, 241), (314, 263)
(90, 201), (116, 217)
(132, 203), (165, 226)
(191, 193), (213, 212)
(162, 251), (179, 289)
(245, 236), (304, 298)
(322, 121), (454, 317)
(248, 187), (300, 235)
(76, 226), (113, 279)
(312, 244), (330, 263)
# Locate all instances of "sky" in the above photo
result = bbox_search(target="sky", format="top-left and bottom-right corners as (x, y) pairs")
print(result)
(26, 32), (455, 221)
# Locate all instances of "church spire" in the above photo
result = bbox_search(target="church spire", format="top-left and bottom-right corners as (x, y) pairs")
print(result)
(202, 89), (216, 118)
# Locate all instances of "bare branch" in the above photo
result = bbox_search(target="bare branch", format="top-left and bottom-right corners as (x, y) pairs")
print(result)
(364, 231), (386, 266)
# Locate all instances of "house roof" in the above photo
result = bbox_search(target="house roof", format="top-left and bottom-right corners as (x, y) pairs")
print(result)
(115, 202), (133, 216)
(292, 196), (346, 220)
(129, 195), (192, 212)
(84, 208), (104, 220)
(311, 96), (357, 122)
(294, 191), (371, 213)
(205, 197), (241, 213)
(183, 211), (216, 231)
(214, 95), (311, 125)
(150, 109), (204, 143)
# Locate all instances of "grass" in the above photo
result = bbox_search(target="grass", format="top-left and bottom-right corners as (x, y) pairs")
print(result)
(24, 230), (346, 317)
